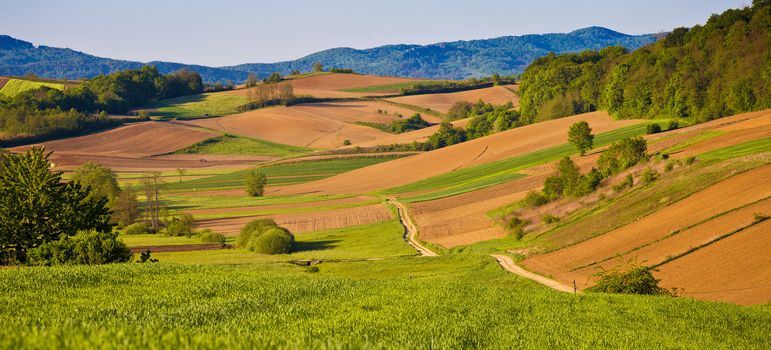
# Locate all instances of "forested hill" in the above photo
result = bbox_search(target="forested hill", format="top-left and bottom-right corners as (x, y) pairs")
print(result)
(0, 27), (657, 82)
(518, 1), (770, 122)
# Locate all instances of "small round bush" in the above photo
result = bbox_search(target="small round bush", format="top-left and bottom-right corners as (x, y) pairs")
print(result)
(199, 229), (226, 244)
(122, 222), (149, 235)
(237, 219), (279, 247)
(249, 228), (294, 254)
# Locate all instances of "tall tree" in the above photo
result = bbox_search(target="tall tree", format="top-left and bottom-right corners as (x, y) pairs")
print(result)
(568, 121), (594, 155)
(71, 162), (120, 202)
(0, 148), (112, 262)
(245, 170), (267, 197)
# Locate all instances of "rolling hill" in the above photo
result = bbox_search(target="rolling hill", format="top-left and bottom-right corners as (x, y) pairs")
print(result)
(0, 27), (658, 82)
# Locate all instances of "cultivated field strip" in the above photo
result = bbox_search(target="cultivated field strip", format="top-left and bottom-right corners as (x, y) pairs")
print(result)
(387, 84), (519, 113)
(523, 165), (771, 294)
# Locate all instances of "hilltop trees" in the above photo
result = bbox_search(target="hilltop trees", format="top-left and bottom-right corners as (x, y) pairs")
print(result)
(0, 148), (112, 263)
(568, 121), (594, 155)
(519, 1), (770, 122)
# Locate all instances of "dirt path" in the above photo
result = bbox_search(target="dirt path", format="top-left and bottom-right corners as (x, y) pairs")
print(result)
(129, 244), (232, 253)
(387, 197), (438, 257)
(490, 254), (576, 293)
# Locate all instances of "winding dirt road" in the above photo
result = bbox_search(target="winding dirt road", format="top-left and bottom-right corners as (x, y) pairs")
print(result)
(386, 198), (579, 291)
(491, 254), (575, 293)
(387, 197), (438, 257)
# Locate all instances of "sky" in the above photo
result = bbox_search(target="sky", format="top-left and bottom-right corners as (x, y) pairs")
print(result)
(0, 0), (748, 67)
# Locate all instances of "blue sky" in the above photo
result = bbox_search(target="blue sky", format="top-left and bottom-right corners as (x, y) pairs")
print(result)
(0, 0), (748, 66)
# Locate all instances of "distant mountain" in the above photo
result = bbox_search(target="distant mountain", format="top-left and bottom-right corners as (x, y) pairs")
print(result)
(0, 27), (659, 83)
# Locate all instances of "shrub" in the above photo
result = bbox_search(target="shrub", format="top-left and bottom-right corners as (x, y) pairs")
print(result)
(685, 156), (697, 165)
(238, 219), (295, 254)
(612, 174), (634, 192)
(343, 139), (351, 146)
(251, 227), (294, 254)
(28, 230), (132, 266)
(521, 191), (549, 208)
(122, 222), (149, 235)
(597, 137), (648, 176)
(646, 124), (662, 134)
(165, 214), (195, 237)
(199, 229), (226, 244)
(506, 216), (528, 240)
(542, 214), (560, 224)
(664, 161), (677, 172)
(667, 120), (679, 131)
(588, 265), (674, 296)
(641, 168), (659, 185)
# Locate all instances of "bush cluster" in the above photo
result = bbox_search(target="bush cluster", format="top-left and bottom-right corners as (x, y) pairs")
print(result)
(28, 230), (132, 266)
(588, 265), (674, 296)
(238, 219), (294, 254)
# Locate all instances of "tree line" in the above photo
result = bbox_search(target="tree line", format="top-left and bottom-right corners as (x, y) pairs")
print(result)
(0, 66), (204, 144)
(518, 1), (770, 123)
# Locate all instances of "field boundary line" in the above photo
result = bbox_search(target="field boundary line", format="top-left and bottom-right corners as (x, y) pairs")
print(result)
(491, 254), (575, 293)
(386, 197), (438, 257)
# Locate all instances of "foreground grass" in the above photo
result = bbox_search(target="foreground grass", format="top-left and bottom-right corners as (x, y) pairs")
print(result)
(0, 78), (64, 97)
(144, 91), (247, 119)
(1, 260), (769, 349)
(175, 134), (312, 157)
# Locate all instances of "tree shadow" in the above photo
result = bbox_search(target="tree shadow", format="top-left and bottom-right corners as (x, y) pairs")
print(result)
(294, 240), (341, 252)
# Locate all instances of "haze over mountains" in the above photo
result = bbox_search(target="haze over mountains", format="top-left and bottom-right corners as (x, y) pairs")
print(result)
(0, 27), (657, 82)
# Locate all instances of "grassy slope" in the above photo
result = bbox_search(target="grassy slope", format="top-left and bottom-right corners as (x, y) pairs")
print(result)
(1, 258), (768, 349)
(175, 134), (312, 157)
(0, 78), (64, 97)
(390, 122), (649, 201)
(145, 91), (247, 119)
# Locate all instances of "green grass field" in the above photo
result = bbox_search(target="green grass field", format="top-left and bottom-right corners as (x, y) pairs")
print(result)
(0, 78), (65, 97)
(388, 122), (650, 201)
(144, 91), (247, 119)
(698, 137), (771, 160)
(163, 156), (405, 192)
(342, 81), (440, 93)
(175, 134), (312, 157)
(1, 256), (769, 349)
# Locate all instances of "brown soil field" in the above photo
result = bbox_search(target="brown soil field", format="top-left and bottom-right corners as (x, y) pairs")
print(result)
(0, 77), (8, 89)
(676, 110), (771, 157)
(523, 165), (771, 289)
(287, 73), (423, 98)
(14, 122), (216, 158)
(657, 220), (771, 305)
(9, 122), (245, 170)
(195, 203), (392, 235)
(49, 154), (268, 171)
(647, 108), (771, 154)
(575, 199), (770, 279)
(185, 105), (393, 148)
(387, 85), (519, 113)
(275, 112), (639, 195)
